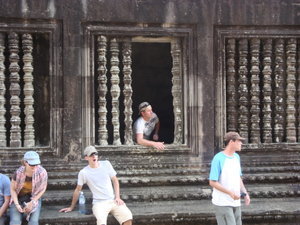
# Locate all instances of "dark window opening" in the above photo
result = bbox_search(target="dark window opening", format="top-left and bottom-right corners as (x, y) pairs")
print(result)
(132, 42), (174, 144)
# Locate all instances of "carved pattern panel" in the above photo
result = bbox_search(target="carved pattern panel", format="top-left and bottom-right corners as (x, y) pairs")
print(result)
(225, 37), (300, 144)
(0, 31), (51, 148)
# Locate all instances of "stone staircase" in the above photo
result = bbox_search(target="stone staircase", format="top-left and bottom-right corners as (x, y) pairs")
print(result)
(0, 146), (300, 225)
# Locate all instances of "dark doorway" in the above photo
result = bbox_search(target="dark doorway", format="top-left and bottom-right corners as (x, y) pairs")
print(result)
(131, 42), (174, 144)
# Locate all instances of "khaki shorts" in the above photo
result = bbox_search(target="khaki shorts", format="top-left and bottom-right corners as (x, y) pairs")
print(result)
(92, 200), (133, 225)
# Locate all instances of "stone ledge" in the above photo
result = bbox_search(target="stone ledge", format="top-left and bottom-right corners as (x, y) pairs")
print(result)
(38, 198), (300, 225)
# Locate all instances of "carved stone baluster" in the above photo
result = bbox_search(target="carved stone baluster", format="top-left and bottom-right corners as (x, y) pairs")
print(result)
(226, 39), (238, 132)
(97, 36), (108, 145)
(110, 38), (121, 145)
(0, 34), (6, 147)
(262, 39), (273, 143)
(22, 34), (35, 147)
(171, 39), (183, 144)
(249, 38), (261, 143)
(286, 39), (297, 142)
(238, 39), (249, 143)
(8, 32), (21, 147)
(122, 39), (133, 145)
(298, 40), (300, 142)
(274, 39), (285, 143)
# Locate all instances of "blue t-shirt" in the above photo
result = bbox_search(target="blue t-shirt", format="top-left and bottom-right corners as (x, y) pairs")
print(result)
(209, 152), (242, 206)
(0, 174), (10, 207)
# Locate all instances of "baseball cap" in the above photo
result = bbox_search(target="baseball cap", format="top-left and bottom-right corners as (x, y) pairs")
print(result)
(84, 146), (97, 156)
(139, 102), (150, 113)
(23, 151), (41, 165)
(224, 132), (245, 142)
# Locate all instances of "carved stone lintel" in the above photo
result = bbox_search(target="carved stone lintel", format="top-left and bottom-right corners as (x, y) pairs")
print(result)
(97, 36), (108, 145)
(0, 33), (6, 147)
(23, 33), (35, 147)
(8, 32), (21, 147)
(122, 39), (133, 145)
(110, 38), (121, 145)
(171, 39), (183, 144)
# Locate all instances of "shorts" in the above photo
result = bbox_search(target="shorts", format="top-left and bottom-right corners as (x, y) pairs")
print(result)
(92, 200), (132, 225)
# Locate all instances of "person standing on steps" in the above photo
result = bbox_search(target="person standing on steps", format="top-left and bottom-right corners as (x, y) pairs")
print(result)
(209, 132), (251, 225)
(133, 102), (165, 150)
(60, 146), (133, 225)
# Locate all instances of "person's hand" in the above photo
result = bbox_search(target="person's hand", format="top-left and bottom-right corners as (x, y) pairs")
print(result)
(244, 193), (251, 205)
(153, 134), (159, 141)
(115, 197), (124, 205)
(24, 201), (34, 213)
(59, 207), (74, 213)
(15, 203), (24, 213)
(153, 142), (165, 150)
(229, 192), (240, 200)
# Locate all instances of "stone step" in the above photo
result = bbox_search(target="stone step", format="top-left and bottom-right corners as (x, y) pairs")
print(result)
(38, 198), (300, 225)
(41, 182), (300, 206)
(44, 172), (300, 191)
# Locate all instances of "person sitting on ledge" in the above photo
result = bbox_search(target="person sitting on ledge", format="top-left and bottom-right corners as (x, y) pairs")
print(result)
(133, 102), (165, 150)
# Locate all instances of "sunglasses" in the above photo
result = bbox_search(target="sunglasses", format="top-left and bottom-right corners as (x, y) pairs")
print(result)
(26, 162), (39, 167)
(89, 152), (98, 157)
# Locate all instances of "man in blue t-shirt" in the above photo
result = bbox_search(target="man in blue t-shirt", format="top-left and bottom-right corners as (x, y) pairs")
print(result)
(0, 173), (10, 225)
(209, 132), (250, 225)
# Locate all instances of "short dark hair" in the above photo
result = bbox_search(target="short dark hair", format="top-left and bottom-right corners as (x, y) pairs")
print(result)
(224, 132), (245, 146)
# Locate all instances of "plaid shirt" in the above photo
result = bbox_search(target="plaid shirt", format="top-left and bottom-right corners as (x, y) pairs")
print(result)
(12, 165), (48, 220)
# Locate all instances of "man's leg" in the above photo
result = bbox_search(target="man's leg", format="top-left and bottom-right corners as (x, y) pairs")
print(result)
(122, 220), (132, 225)
(0, 216), (6, 225)
(92, 201), (113, 225)
(214, 205), (236, 225)
(233, 206), (242, 225)
(9, 203), (22, 225)
(110, 202), (133, 225)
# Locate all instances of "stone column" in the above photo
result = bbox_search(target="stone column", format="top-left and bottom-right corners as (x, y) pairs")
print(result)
(110, 38), (121, 145)
(171, 39), (183, 144)
(122, 39), (133, 145)
(8, 32), (21, 147)
(23, 33), (35, 147)
(0, 33), (6, 147)
(97, 36), (108, 145)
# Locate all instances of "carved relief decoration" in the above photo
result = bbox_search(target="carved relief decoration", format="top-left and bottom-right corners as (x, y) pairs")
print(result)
(171, 40), (183, 144)
(226, 39), (238, 132)
(122, 39), (133, 145)
(22, 33), (35, 147)
(262, 39), (272, 143)
(249, 38), (261, 143)
(274, 39), (285, 143)
(97, 35), (108, 145)
(225, 37), (300, 144)
(110, 38), (121, 145)
(237, 39), (249, 143)
(286, 39), (297, 142)
(0, 34), (6, 147)
(8, 32), (21, 147)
